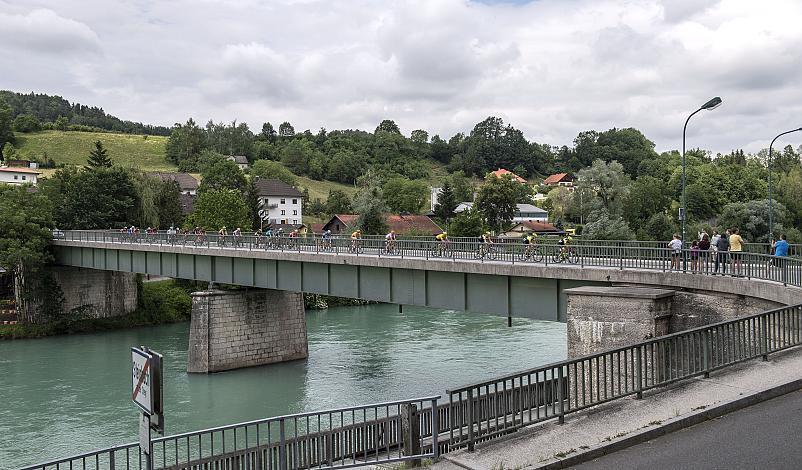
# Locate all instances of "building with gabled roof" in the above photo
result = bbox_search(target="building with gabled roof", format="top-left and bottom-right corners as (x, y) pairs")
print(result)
(147, 172), (199, 195)
(322, 214), (442, 236)
(488, 168), (526, 183)
(254, 178), (304, 225)
(0, 166), (40, 186)
(543, 173), (574, 187)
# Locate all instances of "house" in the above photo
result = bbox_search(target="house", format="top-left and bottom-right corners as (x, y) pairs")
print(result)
(147, 172), (199, 195)
(323, 214), (443, 236)
(6, 159), (37, 169)
(453, 202), (548, 222)
(0, 166), (40, 186)
(226, 155), (249, 171)
(254, 178), (304, 225)
(179, 193), (195, 216)
(488, 168), (526, 183)
(543, 173), (574, 189)
(501, 221), (565, 238)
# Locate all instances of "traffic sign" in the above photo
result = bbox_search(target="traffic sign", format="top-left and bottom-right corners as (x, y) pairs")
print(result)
(259, 209), (267, 220)
(132, 347), (154, 415)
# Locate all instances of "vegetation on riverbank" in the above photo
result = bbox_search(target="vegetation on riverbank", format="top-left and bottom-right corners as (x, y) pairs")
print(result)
(0, 280), (192, 340)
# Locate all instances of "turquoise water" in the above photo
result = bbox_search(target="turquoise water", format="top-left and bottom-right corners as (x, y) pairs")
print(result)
(0, 304), (566, 468)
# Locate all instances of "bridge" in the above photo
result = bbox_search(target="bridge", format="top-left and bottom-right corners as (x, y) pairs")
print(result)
(16, 231), (802, 470)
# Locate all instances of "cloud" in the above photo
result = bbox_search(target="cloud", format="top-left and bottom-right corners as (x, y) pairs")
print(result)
(0, 8), (100, 54)
(2, 0), (802, 154)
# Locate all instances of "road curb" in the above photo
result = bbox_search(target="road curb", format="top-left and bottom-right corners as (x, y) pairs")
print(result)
(535, 377), (802, 469)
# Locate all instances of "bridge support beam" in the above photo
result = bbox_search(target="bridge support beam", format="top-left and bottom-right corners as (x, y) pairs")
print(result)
(565, 286), (674, 358)
(187, 289), (308, 373)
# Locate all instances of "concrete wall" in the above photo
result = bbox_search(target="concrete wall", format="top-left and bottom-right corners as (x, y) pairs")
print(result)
(669, 290), (782, 332)
(187, 289), (308, 373)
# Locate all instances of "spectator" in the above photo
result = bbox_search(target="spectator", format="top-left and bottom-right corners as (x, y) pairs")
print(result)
(698, 234), (711, 272)
(729, 228), (744, 275)
(715, 229), (730, 274)
(774, 234), (790, 269)
(668, 234), (682, 270)
(691, 239), (700, 271)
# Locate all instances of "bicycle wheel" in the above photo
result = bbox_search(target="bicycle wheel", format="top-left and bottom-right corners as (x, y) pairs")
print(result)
(487, 246), (499, 260)
(567, 250), (579, 264)
(518, 247), (531, 261)
(551, 252), (563, 263)
(473, 247), (484, 259)
(430, 246), (441, 258)
(532, 248), (544, 263)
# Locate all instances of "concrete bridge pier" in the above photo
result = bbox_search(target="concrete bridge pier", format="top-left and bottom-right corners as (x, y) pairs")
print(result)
(187, 289), (308, 373)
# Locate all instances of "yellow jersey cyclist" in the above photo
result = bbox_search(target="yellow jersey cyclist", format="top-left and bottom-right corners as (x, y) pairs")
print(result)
(523, 232), (538, 254)
(557, 234), (573, 257)
(350, 229), (362, 251)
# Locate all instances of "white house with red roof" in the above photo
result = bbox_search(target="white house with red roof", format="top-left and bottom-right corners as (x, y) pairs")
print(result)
(543, 173), (574, 189)
(0, 166), (40, 186)
(488, 168), (526, 183)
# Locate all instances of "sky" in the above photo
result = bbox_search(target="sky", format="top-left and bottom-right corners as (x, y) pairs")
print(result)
(1, 0), (802, 154)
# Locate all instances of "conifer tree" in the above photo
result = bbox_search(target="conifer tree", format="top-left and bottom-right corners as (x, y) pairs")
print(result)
(87, 140), (112, 168)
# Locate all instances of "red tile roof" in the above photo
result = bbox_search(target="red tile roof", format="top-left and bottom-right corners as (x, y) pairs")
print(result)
(511, 221), (564, 234)
(543, 173), (573, 184)
(489, 168), (526, 183)
(324, 214), (442, 235)
(0, 166), (40, 174)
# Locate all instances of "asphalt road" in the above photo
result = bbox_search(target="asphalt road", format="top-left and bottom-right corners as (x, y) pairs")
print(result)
(572, 389), (802, 470)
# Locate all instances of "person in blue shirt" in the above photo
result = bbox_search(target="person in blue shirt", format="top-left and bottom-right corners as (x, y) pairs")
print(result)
(774, 234), (790, 257)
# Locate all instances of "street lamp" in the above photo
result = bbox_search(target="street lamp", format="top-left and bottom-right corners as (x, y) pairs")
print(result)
(681, 96), (722, 248)
(768, 127), (802, 240)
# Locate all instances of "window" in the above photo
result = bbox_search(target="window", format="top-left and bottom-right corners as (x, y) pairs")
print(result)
(281, 219), (287, 224)
(281, 210), (286, 215)
(293, 219), (298, 224)
(13, 175), (18, 180)
(280, 198), (286, 204)
(292, 199), (297, 204)
(293, 210), (298, 215)
(21, 176), (26, 181)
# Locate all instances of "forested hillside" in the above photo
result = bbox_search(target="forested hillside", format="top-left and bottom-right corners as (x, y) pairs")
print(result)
(0, 91), (170, 136)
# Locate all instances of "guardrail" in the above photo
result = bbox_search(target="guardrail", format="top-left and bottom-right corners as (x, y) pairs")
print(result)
(18, 397), (441, 470)
(447, 302), (802, 451)
(54, 230), (802, 288)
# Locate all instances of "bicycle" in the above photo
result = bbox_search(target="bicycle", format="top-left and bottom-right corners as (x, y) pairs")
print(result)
(518, 243), (544, 262)
(552, 245), (579, 264)
(429, 241), (453, 258)
(382, 239), (398, 256)
(349, 239), (364, 254)
(218, 235), (228, 248)
(474, 243), (498, 260)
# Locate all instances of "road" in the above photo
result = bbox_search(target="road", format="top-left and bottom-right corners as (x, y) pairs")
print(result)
(573, 389), (802, 470)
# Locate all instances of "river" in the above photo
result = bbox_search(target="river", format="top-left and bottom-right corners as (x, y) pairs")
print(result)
(0, 304), (566, 468)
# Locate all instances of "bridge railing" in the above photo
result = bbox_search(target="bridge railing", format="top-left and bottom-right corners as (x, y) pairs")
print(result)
(17, 396), (440, 470)
(56, 230), (802, 288)
(446, 302), (802, 451)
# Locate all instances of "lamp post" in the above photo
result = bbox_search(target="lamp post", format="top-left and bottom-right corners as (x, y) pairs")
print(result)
(768, 127), (802, 240)
(681, 97), (722, 249)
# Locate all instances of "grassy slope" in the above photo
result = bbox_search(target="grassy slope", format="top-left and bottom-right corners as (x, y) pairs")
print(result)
(14, 130), (175, 171)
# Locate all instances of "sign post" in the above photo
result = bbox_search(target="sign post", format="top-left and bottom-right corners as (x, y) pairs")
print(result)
(132, 346), (164, 469)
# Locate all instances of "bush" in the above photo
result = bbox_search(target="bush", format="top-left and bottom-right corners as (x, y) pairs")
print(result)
(139, 280), (192, 322)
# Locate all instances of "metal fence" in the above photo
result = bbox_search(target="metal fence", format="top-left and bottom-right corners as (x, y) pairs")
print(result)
(446, 302), (802, 451)
(55, 230), (802, 288)
(18, 397), (440, 470)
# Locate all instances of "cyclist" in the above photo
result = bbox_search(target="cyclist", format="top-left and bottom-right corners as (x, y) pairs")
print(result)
(218, 226), (228, 246)
(557, 233), (573, 258)
(523, 231), (538, 255)
(385, 230), (397, 253)
(434, 231), (449, 255)
(477, 231), (494, 257)
(351, 229), (363, 251)
(233, 227), (242, 246)
(322, 229), (332, 249)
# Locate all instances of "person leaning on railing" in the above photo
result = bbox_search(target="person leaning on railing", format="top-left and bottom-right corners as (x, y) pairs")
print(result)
(773, 235), (790, 269)
(668, 234), (682, 270)
(715, 229), (730, 275)
(729, 228), (744, 275)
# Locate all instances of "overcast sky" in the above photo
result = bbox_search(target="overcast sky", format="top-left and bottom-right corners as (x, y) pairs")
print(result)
(2, 0), (801, 154)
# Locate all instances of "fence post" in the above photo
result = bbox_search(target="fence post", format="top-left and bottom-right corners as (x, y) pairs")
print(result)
(430, 398), (440, 460)
(761, 314), (770, 361)
(109, 450), (115, 470)
(466, 389), (475, 451)
(557, 366), (565, 424)
(703, 329), (711, 378)
(279, 417), (288, 470)
(635, 345), (643, 399)
(401, 403), (421, 466)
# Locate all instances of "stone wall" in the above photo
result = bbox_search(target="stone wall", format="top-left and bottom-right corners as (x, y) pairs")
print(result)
(669, 290), (782, 332)
(20, 266), (138, 322)
(187, 289), (308, 373)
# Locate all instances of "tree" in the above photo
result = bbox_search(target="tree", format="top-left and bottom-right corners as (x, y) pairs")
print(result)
(582, 208), (634, 240)
(278, 121), (295, 137)
(410, 129), (429, 144)
(622, 175), (672, 229)
(717, 199), (789, 243)
(251, 160), (298, 186)
(260, 122), (277, 142)
(382, 178), (428, 214)
(2, 142), (18, 161)
(546, 187), (572, 222)
(184, 189), (251, 231)
(155, 180), (184, 228)
(87, 140), (112, 168)
(448, 209), (484, 237)
(352, 178), (388, 235)
(577, 159), (630, 216)
(434, 181), (457, 220)
(198, 159), (248, 195)
(475, 174), (519, 232)
(281, 139), (318, 175)
(0, 184), (55, 321)
(165, 118), (205, 166)
(0, 97), (14, 159)
(13, 114), (42, 133)
(54, 115), (69, 131)
(60, 168), (138, 228)
(375, 119), (401, 135)
(325, 189), (352, 215)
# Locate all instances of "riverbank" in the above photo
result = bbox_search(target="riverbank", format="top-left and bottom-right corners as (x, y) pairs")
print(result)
(0, 280), (192, 340)
(0, 280), (375, 340)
